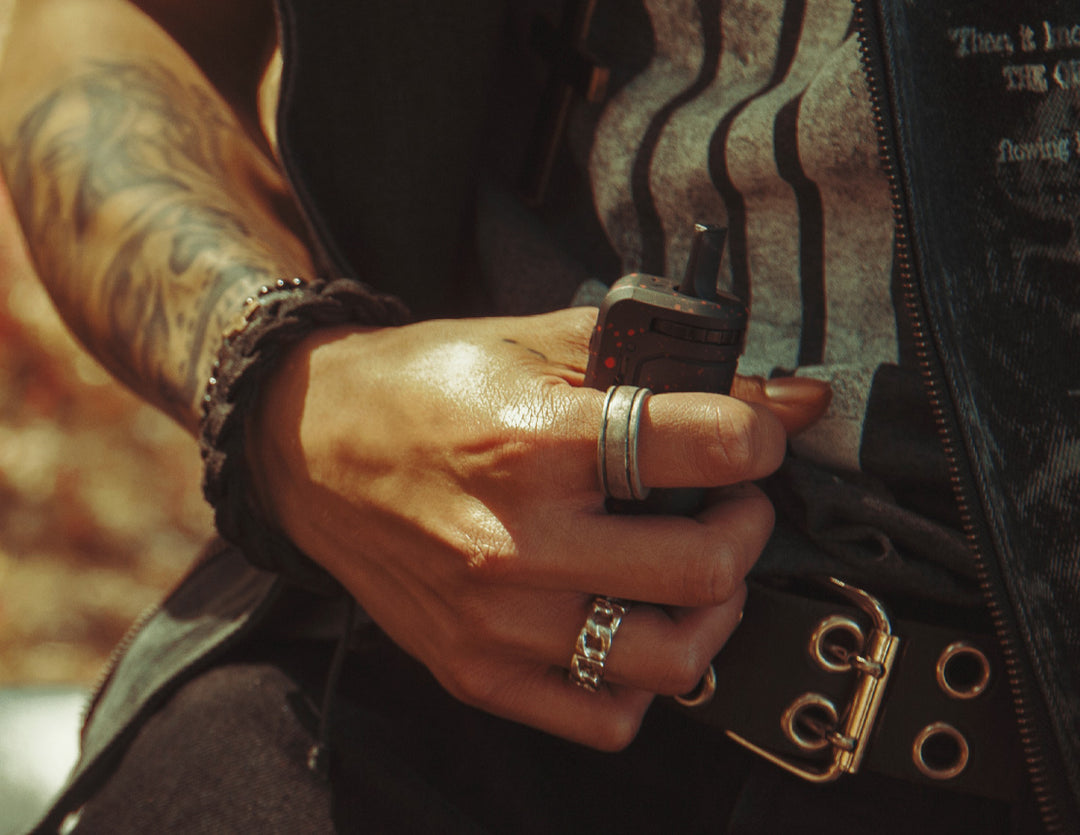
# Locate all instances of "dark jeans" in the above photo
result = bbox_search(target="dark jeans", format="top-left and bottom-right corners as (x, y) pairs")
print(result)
(70, 628), (1022, 834)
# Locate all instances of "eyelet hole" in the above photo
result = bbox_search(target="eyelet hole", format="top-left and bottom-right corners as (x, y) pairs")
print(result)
(913, 722), (969, 780)
(810, 615), (865, 673)
(782, 693), (839, 753)
(936, 642), (991, 700)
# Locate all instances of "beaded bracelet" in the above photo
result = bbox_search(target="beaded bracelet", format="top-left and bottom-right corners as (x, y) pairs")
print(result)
(198, 276), (410, 591)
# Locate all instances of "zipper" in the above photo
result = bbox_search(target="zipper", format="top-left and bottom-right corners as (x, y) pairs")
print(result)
(79, 539), (282, 739)
(79, 598), (163, 740)
(39, 544), (285, 834)
(77, 541), (240, 736)
(851, 2), (1066, 831)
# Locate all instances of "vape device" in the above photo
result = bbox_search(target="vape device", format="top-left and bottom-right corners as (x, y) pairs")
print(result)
(585, 224), (748, 513)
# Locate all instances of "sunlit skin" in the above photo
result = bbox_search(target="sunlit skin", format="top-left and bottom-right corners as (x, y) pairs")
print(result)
(0, 0), (831, 750)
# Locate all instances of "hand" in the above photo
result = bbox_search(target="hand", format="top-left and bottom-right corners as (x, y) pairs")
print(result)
(249, 307), (829, 750)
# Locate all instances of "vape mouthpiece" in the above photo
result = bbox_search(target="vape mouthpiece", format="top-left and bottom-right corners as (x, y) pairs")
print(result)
(679, 223), (727, 300)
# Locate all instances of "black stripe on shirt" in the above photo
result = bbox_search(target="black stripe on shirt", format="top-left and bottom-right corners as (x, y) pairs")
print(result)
(707, 0), (807, 307)
(631, 0), (723, 276)
(774, 95), (827, 365)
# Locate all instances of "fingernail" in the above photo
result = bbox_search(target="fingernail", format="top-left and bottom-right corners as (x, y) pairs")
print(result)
(763, 376), (832, 407)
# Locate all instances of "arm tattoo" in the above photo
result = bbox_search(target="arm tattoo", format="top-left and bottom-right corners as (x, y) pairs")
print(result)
(3, 60), (304, 427)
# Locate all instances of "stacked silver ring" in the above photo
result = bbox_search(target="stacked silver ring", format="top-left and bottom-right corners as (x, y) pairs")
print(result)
(597, 385), (652, 502)
(569, 596), (631, 691)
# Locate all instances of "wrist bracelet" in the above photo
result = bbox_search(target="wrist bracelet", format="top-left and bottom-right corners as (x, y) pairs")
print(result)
(198, 276), (410, 591)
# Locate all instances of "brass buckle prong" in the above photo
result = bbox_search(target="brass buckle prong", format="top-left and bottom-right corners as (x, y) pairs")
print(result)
(726, 577), (901, 784)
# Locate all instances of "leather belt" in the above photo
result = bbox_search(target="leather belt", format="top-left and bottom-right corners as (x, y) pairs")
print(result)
(675, 579), (1024, 800)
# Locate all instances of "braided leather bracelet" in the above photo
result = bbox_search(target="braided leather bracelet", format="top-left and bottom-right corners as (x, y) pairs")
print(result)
(198, 277), (410, 591)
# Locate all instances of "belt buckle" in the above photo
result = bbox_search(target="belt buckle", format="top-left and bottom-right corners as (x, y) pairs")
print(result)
(726, 577), (901, 784)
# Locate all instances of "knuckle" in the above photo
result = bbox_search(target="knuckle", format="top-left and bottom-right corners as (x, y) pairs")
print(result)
(458, 524), (519, 580)
(442, 656), (503, 711)
(454, 596), (503, 648)
(753, 491), (777, 532)
(591, 709), (645, 752)
(432, 610), (514, 709)
(729, 490), (777, 563)
(681, 548), (738, 606)
(658, 644), (713, 696)
(704, 557), (739, 604)
(712, 401), (760, 482)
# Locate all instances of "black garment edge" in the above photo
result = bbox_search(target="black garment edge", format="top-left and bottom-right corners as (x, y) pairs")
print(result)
(271, 0), (506, 318)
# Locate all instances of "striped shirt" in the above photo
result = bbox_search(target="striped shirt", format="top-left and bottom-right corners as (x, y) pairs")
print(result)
(581, 0), (895, 473)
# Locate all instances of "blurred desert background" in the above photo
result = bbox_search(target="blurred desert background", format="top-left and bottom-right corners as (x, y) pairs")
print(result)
(0, 0), (213, 688)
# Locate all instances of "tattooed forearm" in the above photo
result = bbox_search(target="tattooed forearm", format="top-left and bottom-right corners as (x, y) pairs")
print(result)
(2, 59), (312, 429)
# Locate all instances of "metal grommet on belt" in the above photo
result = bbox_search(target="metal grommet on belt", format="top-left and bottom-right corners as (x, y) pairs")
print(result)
(936, 641), (991, 700)
(912, 722), (970, 781)
(809, 614), (865, 673)
(681, 581), (1024, 800)
(781, 693), (840, 753)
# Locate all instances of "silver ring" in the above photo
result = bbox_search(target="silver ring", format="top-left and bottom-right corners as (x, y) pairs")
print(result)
(569, 596), (631, 692)
(597, 385), (652, 501)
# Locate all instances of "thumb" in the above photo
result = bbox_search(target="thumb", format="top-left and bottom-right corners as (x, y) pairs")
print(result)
(731, 374), (832, 436)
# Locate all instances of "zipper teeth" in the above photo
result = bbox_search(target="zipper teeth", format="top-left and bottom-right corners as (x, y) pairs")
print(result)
(79, 540), (235, 730)
(80, 599), (163, 735)
(852, 4), (1061, 831)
